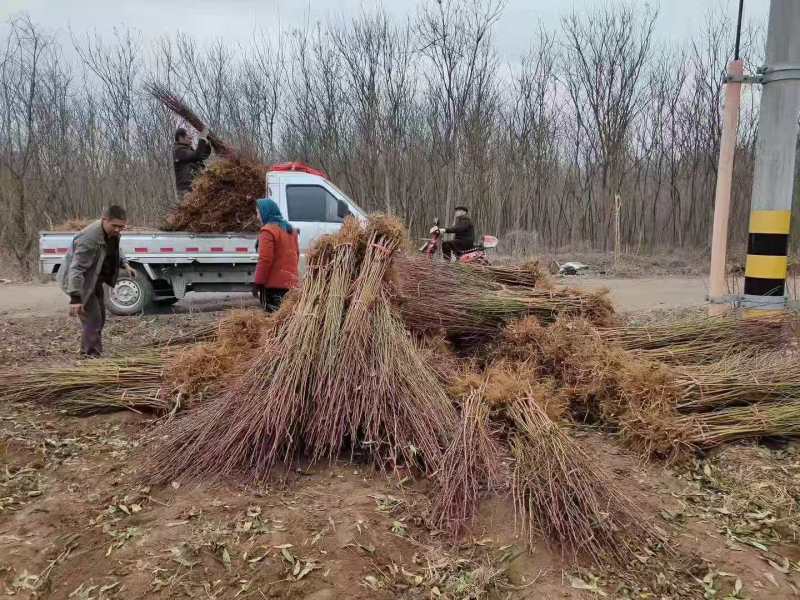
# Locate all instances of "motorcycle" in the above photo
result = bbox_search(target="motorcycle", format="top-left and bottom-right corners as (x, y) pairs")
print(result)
(419, 218), (498, 265)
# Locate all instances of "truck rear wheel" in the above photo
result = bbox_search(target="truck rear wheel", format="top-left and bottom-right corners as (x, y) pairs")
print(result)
(107, 273), (153, 316)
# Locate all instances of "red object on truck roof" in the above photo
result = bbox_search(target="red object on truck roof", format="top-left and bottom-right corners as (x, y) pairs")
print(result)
(269, 162), (328, 179)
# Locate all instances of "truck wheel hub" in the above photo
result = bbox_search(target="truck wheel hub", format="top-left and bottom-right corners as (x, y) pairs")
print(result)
(112, 280), (140, 307)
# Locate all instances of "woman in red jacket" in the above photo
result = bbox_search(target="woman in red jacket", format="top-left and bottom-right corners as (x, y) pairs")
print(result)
(253, 198), (300, 311)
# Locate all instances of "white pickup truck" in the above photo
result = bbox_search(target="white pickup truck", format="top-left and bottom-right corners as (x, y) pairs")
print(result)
(39, 165), (366, 315)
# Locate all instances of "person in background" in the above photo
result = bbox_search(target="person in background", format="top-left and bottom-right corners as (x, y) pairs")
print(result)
(253, 198), (300, 312)
(434, 205), (475, 260)
(59, 205), (136, 357)
(173, 127), (211, 198)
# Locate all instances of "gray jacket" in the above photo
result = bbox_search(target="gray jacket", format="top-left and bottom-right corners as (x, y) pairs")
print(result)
(58, 220), (128, 304)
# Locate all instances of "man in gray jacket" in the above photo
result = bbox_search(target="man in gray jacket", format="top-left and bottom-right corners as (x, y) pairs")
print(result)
(59, 205), (135, 356)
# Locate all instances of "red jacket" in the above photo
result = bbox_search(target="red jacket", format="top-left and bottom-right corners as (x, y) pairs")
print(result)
(254, 224), (300, 289)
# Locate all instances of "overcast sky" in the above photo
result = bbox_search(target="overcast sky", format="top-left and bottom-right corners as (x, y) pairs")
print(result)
(2, 0), (771, 63)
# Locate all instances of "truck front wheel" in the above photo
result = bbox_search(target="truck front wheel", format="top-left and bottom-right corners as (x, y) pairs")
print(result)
(107, 273), (154, 316)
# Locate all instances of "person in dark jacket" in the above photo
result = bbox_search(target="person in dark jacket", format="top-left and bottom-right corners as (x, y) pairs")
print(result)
(58, 205), (136, 356)
(253, 198), (300, 312)
(173, 127), (212, 197)
(435, 205), (475, 260)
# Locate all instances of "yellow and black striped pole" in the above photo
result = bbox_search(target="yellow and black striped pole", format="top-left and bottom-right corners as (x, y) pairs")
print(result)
(741, 0), (800, 314)
(743, 210), (791, 311)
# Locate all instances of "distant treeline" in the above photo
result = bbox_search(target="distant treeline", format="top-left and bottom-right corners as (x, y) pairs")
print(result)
(0, 2), (770, 273)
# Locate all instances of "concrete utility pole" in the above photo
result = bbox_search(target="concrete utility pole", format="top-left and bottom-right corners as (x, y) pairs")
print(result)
(742, 0), (800, 313)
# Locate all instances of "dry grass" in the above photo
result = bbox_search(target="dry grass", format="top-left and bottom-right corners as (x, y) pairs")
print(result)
(509, 396), (665, 565)
(497, 316), (690, 458)
(165, 342), (232, 398)
(418, 334), (463, 383)
(449, 360), (567, 420)
(497, 317), (624, 419)
(216, 308), (274, 346)
(614, 365), (691, 459)
(161, 159), (266, 233)
(696, 446), (800, 540)
(163, 309), (274, 399)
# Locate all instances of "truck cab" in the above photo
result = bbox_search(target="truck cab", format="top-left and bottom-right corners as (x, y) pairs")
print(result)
(268, 162), (366, 259)
(39, 163), (367, 315)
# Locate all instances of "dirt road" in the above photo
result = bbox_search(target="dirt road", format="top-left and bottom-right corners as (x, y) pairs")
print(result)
(0, 276), (709, 368)
(571, 276), (707, 312)
(0, 276), (708, 318)
(0, 282), (259, 318)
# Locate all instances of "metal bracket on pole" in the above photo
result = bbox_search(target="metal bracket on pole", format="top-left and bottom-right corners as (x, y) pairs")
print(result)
(759, 64), (800, 84)
(726, 65), (800, 85)
(724, 73), (763, 84)
(739, 294), (787, 310)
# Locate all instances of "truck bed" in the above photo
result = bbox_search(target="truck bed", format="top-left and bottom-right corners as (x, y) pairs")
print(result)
(39, 230), (259, 274)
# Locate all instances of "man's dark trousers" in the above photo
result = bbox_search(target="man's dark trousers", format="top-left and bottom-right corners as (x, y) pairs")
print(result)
(80, 285), (106, 356)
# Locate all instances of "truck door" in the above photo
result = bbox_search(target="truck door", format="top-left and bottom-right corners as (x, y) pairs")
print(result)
(285, 184), (349, 254)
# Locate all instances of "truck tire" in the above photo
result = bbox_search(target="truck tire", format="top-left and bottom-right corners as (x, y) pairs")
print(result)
(106, 273), (154, 316)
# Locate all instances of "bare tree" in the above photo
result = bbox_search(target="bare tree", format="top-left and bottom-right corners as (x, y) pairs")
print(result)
(561, 3), (657, 249)
(0, 3), (768, 274)
(0, 16), (73, 271)
(416, 0), (504, 220)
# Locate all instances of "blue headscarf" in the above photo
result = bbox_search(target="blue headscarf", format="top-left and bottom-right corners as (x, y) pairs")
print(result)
(256, 198), (293, 233)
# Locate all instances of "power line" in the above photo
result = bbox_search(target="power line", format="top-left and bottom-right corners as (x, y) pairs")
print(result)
(735, 0), (745, 60)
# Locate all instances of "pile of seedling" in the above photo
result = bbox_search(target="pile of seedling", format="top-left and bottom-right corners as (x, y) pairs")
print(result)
(0, 309), (271, 415)
(52, 85), (269, 235)
(141, 216), (666, 567)
(160, 159), (266, 233)
(463, 311), (799, 460)
(144, 82), (266, 233)
(4, 215), (800, 571)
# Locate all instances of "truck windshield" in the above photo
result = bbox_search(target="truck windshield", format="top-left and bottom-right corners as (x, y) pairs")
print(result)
(328, 181), (366, 218)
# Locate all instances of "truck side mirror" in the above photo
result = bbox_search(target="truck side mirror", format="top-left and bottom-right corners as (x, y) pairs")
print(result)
(337, 200), (351, 219)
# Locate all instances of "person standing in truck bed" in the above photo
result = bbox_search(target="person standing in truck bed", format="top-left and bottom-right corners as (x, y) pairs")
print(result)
(59, 205), (136, 357)
(173, 127), (211, 198)
(252, 198), (300, 312)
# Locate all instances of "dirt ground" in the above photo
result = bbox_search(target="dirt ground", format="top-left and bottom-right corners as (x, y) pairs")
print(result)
(0, 276), (708, 320)
(0, 284), (260, 320)
(5, 394), (800, 599)
(0, 287), (258, 368)
(0, 277), (706, 367)
(5, 277), (800, 599)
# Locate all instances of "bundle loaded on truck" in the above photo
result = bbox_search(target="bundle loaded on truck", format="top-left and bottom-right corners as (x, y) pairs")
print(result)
(40, 163), (366, 315)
